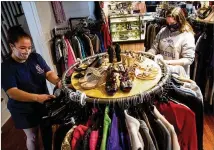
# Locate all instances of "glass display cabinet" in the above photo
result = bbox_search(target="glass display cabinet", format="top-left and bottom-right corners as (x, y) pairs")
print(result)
(109, 15), (145, 42)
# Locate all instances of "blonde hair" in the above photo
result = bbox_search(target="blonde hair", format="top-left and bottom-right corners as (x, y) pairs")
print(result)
(166, 7), (194, 34)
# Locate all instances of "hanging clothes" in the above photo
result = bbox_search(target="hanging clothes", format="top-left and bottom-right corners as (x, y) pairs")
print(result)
(82, 128), (92, 150)
(54, 124), (74, 150)
(153, 106), (180, 150)
(64, 38), (76, 76)
(72, 36), (83, 59)
(101, 23), (112, 50)
(95, 32), (105, 53)
(107, 112), (122, 150)
(140, 111), (159, 150)
(138, 119), (157, 150)
(84, 34), (95, 56)
(53, 36), (67, 77)
(155, 101), (198, 150)
(90, 130), (99, 150)
(124, 110), (144, 150)
(71, 125), (88, 150)
(76, 36), (87, 59)
(89, 34), (100, 54)
(100, 106), (111, 150)
(146, 111), (171, 150)
(61, 125), (77, 150)
(167, 81), (204, 150)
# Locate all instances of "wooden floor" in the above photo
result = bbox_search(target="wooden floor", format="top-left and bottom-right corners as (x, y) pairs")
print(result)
(1, 114), (214, 150)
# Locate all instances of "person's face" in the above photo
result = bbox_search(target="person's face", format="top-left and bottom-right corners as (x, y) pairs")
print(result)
(10, 37), (32, 60)
(166, 16), (177, 25)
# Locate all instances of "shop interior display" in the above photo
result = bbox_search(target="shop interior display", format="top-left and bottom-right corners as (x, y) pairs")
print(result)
(188, 16), (214, 113)
(51, 17), (110, 77)
(2, 1), (214, 150)
(43, 44), (203, 150)
(70, 46), (162, 99)
(109, 15), (145, 42)
(107, 1), (133, 16)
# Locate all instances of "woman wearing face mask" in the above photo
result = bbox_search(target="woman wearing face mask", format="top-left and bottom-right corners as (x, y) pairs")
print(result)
(148, 7), (195, 77)
(2, 26), (62, 150)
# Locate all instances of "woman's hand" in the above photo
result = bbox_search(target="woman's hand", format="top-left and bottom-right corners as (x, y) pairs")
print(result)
(36, 94), (56, 103)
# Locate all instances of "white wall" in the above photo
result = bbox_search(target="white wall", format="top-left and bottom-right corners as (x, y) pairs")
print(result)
(35, 1), (58, 73)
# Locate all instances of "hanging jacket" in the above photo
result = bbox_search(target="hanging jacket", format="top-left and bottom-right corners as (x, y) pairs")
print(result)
(101, 24), (112, 50)
(153, 106), (180, 150)
(68, 38), (78, 59)
(167, 82), (203, 150)
(155, 101), (198, 150)
(64, 38), (76, 76)
(71, 125), (88, 150)
(172, 74), (203, 101)
(107, 112), (122, 150)
(72, 36), (82, 59)
(138, 119), (156, 150)
(90, 34), (101, 54)
(84, 34), (95, 56)
(61, 125), (77, 150)
(100, 106), (111, 150)
(140, 111), (159, 150)
(76, 36), (86, 59)
(95, 32), (105, 53)
(124, 110), (144, 150)
(83, 128), (92, 150)
(54, 37), (64, 63)
(90, 130), (99, 150)
(62, 36), (68, 65)
(146, 112), (171, 150)
(78, 35), (91, 57)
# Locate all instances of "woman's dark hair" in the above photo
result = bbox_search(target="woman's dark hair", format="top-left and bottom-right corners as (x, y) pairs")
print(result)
(7, 25), (32, 44)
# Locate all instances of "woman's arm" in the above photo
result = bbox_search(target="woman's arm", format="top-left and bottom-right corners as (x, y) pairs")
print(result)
(6, 87), (55, 103)
(46, 71), (62, 88)
(164, 58), (191, 66)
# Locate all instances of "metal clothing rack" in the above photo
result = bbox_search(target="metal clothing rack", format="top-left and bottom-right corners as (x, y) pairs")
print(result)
(61, 52), (170, 105)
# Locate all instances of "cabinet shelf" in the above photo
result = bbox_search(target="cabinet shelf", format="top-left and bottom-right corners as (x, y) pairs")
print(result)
(111, 29), (140, 33)
(109, 15), (144, 42)
(110, 20), (140, 24)
(112, 38), (141, 42)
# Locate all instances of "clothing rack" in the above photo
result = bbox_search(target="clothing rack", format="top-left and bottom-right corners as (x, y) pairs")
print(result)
(49, 50), (203, 149)
(61, 51), (170, 105)
(145, 17), (166, 51)
(188, 16), (214, 114)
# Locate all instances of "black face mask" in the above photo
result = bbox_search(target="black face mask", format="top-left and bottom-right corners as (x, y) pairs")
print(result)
(167, 23), (180, 32)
